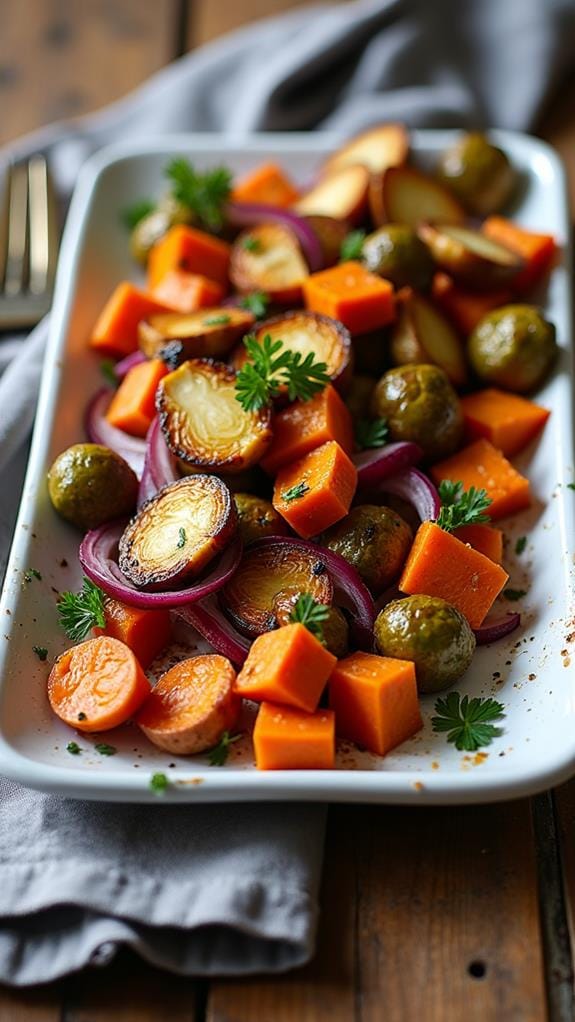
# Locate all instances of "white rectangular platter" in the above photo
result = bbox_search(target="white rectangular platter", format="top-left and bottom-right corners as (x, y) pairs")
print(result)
(0, 131), (573, 804)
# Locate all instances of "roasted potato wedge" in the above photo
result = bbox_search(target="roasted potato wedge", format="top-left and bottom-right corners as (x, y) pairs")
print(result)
(118, 475), (236, 590)
(293, 165), (369, 225)
(322, 123), (409, 176)
(303, 215), (350, 267)
(138, 307), (255, 364)
(418, 224), (524, 290)
(229, 224), (309, 305)
(220, 538), (333, 638)
(372, 166), (466, 228)
(157, 359), (272, 474)
(230, 311), (353, 394)
(390, 290), (468, 389)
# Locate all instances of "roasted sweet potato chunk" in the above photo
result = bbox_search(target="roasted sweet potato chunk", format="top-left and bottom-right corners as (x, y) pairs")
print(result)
(138, 307), (254, 364)
(418, 224), (524, 291)
(157, 358), (272, 473)
(118, 475), (236, 589)
(229, 224), (309, 304)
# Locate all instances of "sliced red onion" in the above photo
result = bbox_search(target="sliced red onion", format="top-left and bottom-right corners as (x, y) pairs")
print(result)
(138, 418), (179, 508)
(246, 536), (375, 650)
(474, 612), (521, 646)
(378, 467), (440, 521)
(115, 351), (146, 380)
(85, 389), (146, 478)
(175, 598), (250, 666)
(354, 441), (422, 489)
(79, 520), (242, 609)
(225, 201), (323, 272)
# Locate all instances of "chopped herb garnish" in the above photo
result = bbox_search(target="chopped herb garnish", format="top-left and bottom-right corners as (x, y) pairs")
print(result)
(436, 480), (492, 532)
(567, 482), (575, 491)
(58, 578), (106, 642)
(239, 291), (270, 319)
(340, 229), (366, 262)
(235, 334), (330, 412)
(177, 527), (187, 549)
(100, 359), (118, 388)
(431, 692), (505, 752)
(164, 158), (232, 231)
(66, 741), (81, 755)
(515, 536), (527, 555)
(503, 588), (528, 602)
(33, 646), (48, 661)
(24, 568), (42, 583)
(77, 712), (87, 722)
(355, 418), (389, 450)
(208, 731), (242, 767)
(149, 772), (169, 794)
(121, 198), (155, 231)
(94, 743), (117, 757)
(203, 314), (231, 326)
(281, 482), (309, 503)
(289, 593), (329, 642)
(242, 235), (262, 253)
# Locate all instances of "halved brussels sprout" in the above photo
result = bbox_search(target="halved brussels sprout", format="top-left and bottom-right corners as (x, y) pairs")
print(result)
(118, 475), (236, 589)
(437, 133), (516, 217)
(138, 307), (255, 364)
(220, 539), (333, 638)
(418, 224), (523, 291)
(230, 224), (309, 304)
(390, 290), (468, 389)
(157, 359), (272, 473)
(294, 165), (369, 225)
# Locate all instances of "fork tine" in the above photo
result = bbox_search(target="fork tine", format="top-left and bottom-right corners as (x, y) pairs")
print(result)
(27, 156), (51, 296)
(3, 164), (28, 297)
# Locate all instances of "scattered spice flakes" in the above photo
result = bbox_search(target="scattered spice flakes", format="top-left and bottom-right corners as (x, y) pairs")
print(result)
(23, 568), (42, 583)
(60, 558), (68, 568)
(66, 741), (81, 755)
(564, 657), (571, 668)
(528, 673), (537, 681)
(431, 761), (439, 770)
(412, 781), (425, 791)
(94, 743), (117, 757)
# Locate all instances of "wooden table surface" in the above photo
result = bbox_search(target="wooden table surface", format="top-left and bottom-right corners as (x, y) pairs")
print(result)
(1, 3), (575, 1020)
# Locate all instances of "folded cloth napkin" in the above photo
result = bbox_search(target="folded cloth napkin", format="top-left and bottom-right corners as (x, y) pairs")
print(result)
(1, 0), (574, 987)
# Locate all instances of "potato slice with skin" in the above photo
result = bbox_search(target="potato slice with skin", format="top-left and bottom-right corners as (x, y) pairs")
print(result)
(322, 124), (409, 176)
(390, 290), (468, 389)
(375, 165), (466, 228)
(157, 358), (272, 473)
(417, 224), (524, 291)
(220, 539), (333, 638)
(230, 224), (308, 305)
(293, 165), (369, 224)
(137, 654), (240, 755)
(138, 307), (254, 362)
(119, 475), (236, 590)
(230, 311), (353, 394)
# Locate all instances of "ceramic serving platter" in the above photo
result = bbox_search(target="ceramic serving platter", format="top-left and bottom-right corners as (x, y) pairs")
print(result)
(0, 131), (573, 804)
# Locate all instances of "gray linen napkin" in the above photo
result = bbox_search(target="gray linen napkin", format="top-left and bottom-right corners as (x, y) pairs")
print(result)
(0, 0), (574, 987)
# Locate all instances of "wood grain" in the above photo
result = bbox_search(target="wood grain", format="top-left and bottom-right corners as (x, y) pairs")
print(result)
(0, 0), (180, 146)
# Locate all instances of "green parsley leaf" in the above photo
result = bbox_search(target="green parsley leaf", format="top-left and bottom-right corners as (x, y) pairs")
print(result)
(95, 743), (117, 756)
(208, 731), (242, 767)
(281, 482), (310, 503)
(121, 199), (155, 231)
(503, 588), (528, 602)
(239, 291), (270, 319)
(58, 578), (106, 642)
(165, 158), (232, 231)
(567, 482), (575, 491)
(177, 527), (187, 549)
(203, 314), (231, 326)
(355, 418), (389, 450)
(340, 229), (366, 262)
(515, 536), (527, 555)
(66, 741), (82, 755)
(436, 480), (492, 532)
(23, 568), (42, 583)
(100, 359), (118, 388)
(235, 334), (330, 412)
(242, 235), (262, 253)
(33, 646), (48, 661)
(431, 692), (505, 752)
(289, 593), (329, 642)
(149, 772), (169, 794)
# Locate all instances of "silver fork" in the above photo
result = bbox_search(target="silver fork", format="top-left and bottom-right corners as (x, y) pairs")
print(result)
(0, 157), (59, 330)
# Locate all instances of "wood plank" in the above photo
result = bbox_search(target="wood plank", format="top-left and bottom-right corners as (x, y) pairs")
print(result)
(0, 986), (61, 1022)
(189, 0), (342, 47)
(538, 74), (575, 211)
(0, 0), (180, 146)
(546, 784), (575, 1019)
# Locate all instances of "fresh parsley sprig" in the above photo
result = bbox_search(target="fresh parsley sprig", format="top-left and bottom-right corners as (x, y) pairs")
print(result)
(150, 772), (169, 794)
(436, 480), (492, 532)
(208, 731), (242, 767)
(289, 593), (329, 642)
(58, 578), (106, 642)
(355, 418), (389, 450)
(281, 482), (309, 503)
(431, 692), (505, 752)
(235, 334), (330, 412)
(240, 291), (270, 319)
(165, 158), (232, 231)
(340, 229), (366, 262)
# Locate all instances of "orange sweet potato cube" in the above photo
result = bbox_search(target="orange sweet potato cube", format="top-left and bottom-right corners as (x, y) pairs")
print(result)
(453, 523), (504, 564)
(147, 225), (231, 289)
(273, 440), (358, 538)
(303, 261), (395, 335)
(151, 270), (225, 313)
(431, 438), (531, 520)
(460, 388), (550, 457)
(261, 385), (354, 475)
(235, 623), (337, 713)
(231, 163), (300, 208)
(90, 283), (173, 358)
(253, 702), (335, 770)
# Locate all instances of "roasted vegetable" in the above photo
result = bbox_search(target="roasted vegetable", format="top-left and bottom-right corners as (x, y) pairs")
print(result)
(372, 165), (465, 228)
(138, 307), (255, 364)
(229, 224), (309, 304)
(320, 505), (412, 595)
(437, 133), (516, 217)
(294, 165), (369, 225)
(345, 374), (376, 419)
(220, 539), (333, 638)
(418, 224), (523, 291)
(303, 215), (350, 267)
(390, 290), (468, 389)
(274, 598), (349, 658)
(468, 304), (557, 393)
(129, 195), (193, 265)
(362, 225), (435, 290)
(48, 444), (138, 531)
(322, 123), (409, 175)
(233, 493), (288, 545)
(118, 475), (236, 589)
(157, 359), (272, 472)
(371, 363), (463, 461)
(231, 311), (352, 394)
